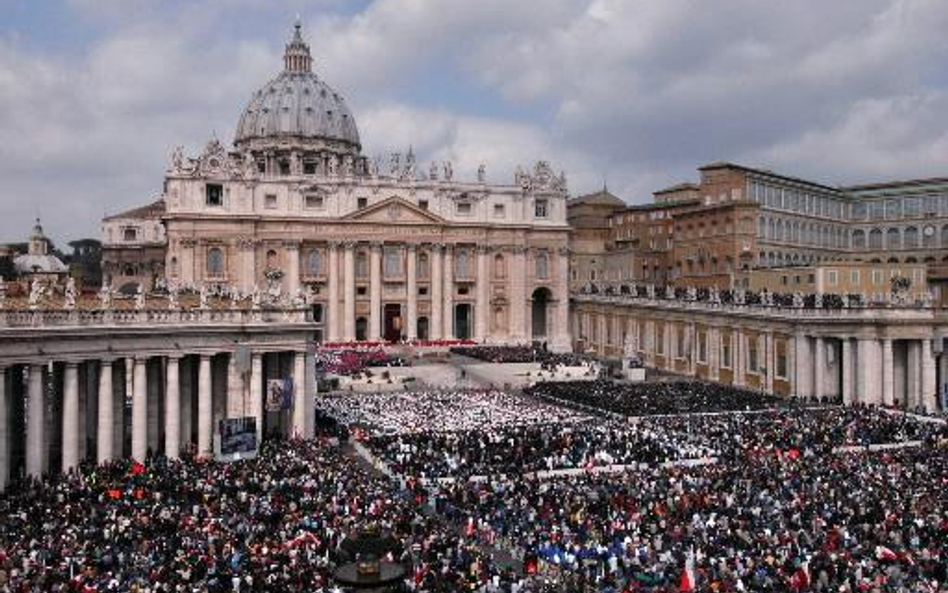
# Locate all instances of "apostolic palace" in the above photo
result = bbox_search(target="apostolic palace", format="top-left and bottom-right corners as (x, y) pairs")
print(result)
(0, 22), (947, 488)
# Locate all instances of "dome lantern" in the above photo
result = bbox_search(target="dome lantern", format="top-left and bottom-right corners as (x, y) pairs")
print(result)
(284, 18), (312, 73)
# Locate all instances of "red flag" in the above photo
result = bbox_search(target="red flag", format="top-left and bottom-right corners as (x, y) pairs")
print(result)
(790, 560), (810, 590)
(679, 551), (696, 592)
(130, 461), (146, 476)
(107, 488), (121, 500)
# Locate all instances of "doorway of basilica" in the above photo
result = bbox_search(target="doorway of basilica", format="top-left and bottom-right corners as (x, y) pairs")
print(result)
(384, 304), (402, 342)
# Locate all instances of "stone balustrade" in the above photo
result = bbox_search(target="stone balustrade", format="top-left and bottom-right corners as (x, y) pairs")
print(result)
(0, 307), (311, 329)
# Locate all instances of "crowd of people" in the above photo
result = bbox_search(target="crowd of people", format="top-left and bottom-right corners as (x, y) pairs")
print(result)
(314, 349), (409, 376)
(316, 389), (590, 436)
(526, 380), (792, 417)
(450, 345), (588, 368)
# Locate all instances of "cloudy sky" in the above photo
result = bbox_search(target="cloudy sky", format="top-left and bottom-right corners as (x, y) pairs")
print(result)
(1, 0), (947, 243)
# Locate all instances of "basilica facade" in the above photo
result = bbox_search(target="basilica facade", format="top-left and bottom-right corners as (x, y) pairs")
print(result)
(103, 23), (571, 350)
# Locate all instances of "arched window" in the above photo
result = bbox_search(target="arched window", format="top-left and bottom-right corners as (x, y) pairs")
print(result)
(307, 249), (322, 277)
(887, 228), (901, 249)
(493, 253), (506, 279)
(852, 229), (865, 249)
(868, 228), (883, 249)
(904, 226), (919, 248)
(266, 249), (277, 269)
(207, 247), (224, 277)
(535, 252), (549, 279)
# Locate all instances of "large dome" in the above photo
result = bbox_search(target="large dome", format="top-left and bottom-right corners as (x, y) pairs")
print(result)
(234, 23), (360, 152)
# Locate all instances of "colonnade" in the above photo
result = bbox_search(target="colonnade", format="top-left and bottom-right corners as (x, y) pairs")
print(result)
(0, 349), (312, 488)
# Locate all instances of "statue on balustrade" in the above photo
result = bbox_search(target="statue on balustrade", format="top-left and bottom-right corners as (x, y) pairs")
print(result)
(63, 278), (77, 310)
(251, 284), (262, 310)
(29, 279), (45, 310)
(0, 277), (7, 309)
(199, 284), (209, 309)
(168, 281), (179, 310)
(98, 282), (112, 309)
(135, 284), (146, 310)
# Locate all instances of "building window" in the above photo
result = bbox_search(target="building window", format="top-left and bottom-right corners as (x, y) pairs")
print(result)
(418, 200), (429, 211)
(456, 249), (470, 278)
(872, 270), (883, 285)
(534, 198), (549, 218)
(384, 247), (401, 277)
(827, 270), (838, 286)
(357, 197), (368, 210)
(278, 160), (291, 176)
(265, 194), (278, 209)
(419, 286), (428, 296)
(776, 342), (788, 379)
(205, 184), (223, 207)
(494, 204), (505, 218)
(307, 249), (322, 277)
(494, 253), (506, 279)
(418, 252), (429, 279)
(852, 229), (865, 249)
(747, 338), (758, 373)
(303, 161), (317, 175)
(851, 270), (860, 284)
(305, 195), (324, 209)
(535, 251), (549, 279)
(356, 252), (368, 278)
(697, 332), (707, 364)
(456, 202), (472, 216)
(123, 228), (138, 242)
(722, 337), (732, 368)
(207, 247), (225, 277)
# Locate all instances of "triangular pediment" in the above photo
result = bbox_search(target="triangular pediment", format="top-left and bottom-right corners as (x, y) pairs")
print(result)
(342, 196), (445, 224)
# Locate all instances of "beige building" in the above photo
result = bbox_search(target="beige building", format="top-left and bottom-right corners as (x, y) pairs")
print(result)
(749, 262), (929, 304)
(104, 23), (571, 350)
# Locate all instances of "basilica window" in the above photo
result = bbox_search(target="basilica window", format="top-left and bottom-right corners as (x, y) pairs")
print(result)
(123, 228), (138, 242)
(303, 161), (317, 175)
(384, 247), (402, 278)
(535, 252), (549, 280)
(456, 202), (472, 216)
(418, 200), (429, 211)
(357, 197), (368, 210)
(266, 250), (278, 269)
(356, 252), (368, 278)
(494, 204), (505, 218)
(307, 249), (322, 277)
(493, 253), (506, 279)
(417, 252), (429, 279)
(205, 184), (223, 207)
(265, 194), (278, 209)
(534, 199), (549, 219)
(207, 248), (225, 277)
(455, 249), (471, 278)
(305, 195), (324, 209)
(278, 160), (291, 176)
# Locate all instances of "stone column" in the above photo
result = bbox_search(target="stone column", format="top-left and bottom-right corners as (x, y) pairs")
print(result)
(198, 355), (213, 457)
(26, 364), (44, 478)
(293, 352), (306, 437)
(709, 328), (720, 381)
(131, 358), (148, 461)
(97, 361), (114, 463)
(814, 337), (825, 401)
(0, 368), (5, 489)
(882, 339), (894, 407)
(553, 247), (571, 351)
(841, 339), (854, 405)
(165, 356), (180, 459)
(734, 331), (745, 387)
(510, 247), (527, 342)
(939, 348), (948, 411)
(179, 358), (193, 451)
(285, 241), (300, 296)
(856, 338), (882, 405)
(443, 245), (455, 340)
(327, 242), (340, 342)
(406, 244), (417, 341)
(343, 243), (356, 341)
(764, 332), (775, 393)
(430, 245), (443, 341)
(907, 341), (920, 408)
(369, 242), (382, 341)
(250, 353), (263, 445)
(921, 338), (937, 412)
(61, 363), (79, 473)
(474, 246), (490, 342)
(793, 334), (810, 398)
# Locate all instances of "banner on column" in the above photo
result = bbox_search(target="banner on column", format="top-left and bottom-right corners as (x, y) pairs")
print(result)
(266, 377), (295, 412)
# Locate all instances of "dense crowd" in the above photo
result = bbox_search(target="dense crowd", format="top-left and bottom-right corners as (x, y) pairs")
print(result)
(527, 380), (794, 416)
(316, 389), (590, 436)
(0, 441), (555, 593)
(315, 349), (409, 376)
(451, 345), (588, 368)
(437, 445), (948, 592)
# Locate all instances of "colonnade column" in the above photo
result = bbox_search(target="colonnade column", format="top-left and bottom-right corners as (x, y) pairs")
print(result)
(327, 242), (340, 342)
(97, 361), (114, 463)
(709, 329), (720, 381)
(164, 356), (180, 459)
(907, 341), (920, 408)
(197, 355), (213, 458)
(406, 244), (417, 341)
(250, 353), (263, 446)
(429, 245), (443, 341)
(733, 331), (745, 387)
(131, 358), (148, 461)
(293, 352), (307, 437)
(841, 339), (854, 405)
(882, 339), (894, 406)
(793, 333), (810, 398)
(764, 332), (775, 393)
(443, 245), (454, 340)
(26, 364), (44, 478)
(474, 246), (489, 342)
(343, 243), (356, 341)
(369, 242), (382, 341)
(61, 363), (79, 473)
(553, 247), (571, 351)
(0, 369), (6, 489)
(921, 338), (937, 412)
(814, 337), (825, 401)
